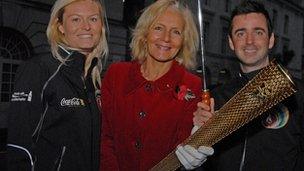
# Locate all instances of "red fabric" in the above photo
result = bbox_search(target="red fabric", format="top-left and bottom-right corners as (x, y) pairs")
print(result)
(100, 61), (202, 171)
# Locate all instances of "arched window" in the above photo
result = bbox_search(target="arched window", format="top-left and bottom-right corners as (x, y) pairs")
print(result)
(0, 27), (33, 102)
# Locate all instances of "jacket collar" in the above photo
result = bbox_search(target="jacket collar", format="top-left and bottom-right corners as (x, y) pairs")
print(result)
(58, 45), (86, 75)
(239, 69), (261, 81)
(124, 60), (185, 95)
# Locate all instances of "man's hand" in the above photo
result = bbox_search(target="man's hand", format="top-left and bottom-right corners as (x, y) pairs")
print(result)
(175, 145), (214, 170)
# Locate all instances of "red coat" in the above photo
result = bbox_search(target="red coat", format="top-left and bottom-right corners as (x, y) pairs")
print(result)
(100, 61), (202, 171)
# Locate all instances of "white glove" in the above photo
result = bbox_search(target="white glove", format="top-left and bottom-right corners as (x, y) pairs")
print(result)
(175, 145), (214, 170)
(191, 125), (200, 135)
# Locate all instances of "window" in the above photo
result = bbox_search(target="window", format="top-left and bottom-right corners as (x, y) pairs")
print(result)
(302, 55), (304, 79)
(272, 9), (278, 31)
(123, 0), (145, 27)
(204, 0), (210, 6)
(282, 38), (290, 54)
(302, 22), (304, 48)
(284, 15), (289, 34)
(203, 21), (210, 51)
(0, 27), (33, 102)
(283, 42), (289, 53)
(224, 0), (231, 13)
(221, 27), (229, 54)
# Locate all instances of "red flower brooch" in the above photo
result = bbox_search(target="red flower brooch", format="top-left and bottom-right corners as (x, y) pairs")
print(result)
(175, 85), (196, 101)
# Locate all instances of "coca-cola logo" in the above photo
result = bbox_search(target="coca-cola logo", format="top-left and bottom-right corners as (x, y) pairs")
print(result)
(60, 98), (85, 107)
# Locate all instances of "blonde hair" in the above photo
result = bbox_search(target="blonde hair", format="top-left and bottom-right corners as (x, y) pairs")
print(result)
(46, 0), (108, 88)
(130, 0), (199, 69)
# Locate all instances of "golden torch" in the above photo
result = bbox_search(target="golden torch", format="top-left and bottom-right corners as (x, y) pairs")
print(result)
(150, 60), (297, 171)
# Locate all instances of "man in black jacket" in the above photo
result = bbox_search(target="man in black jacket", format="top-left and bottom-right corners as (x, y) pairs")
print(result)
(194, 1), (304, 170)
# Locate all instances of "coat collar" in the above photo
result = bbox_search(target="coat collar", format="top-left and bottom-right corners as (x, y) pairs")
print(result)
(58, 45), (86, 75)
(238, 69), (261, 81)
(124, 60), (186, 95)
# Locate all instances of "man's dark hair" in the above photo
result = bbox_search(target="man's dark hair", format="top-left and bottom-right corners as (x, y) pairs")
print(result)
(228, 0), (273, 37)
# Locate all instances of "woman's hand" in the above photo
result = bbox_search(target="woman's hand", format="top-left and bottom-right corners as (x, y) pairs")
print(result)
(193, 98), (215, 128)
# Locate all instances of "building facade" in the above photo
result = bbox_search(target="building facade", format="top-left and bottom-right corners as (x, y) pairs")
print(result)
(0, 0), (129, 116)
(0, 0), (303, 115)
(184, 0), (304, 86)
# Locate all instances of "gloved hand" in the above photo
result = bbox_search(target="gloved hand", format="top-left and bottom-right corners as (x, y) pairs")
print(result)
(176, 99), (215, 170)
(190, 125), (200, 135)
(175, 145), (214, 170)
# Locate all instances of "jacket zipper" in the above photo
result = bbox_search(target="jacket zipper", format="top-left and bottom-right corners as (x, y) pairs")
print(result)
(55, 146), (66, 171)
(239, 129), (248, 171)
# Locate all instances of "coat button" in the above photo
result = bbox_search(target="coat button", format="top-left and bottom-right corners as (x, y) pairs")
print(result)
(139, 111), (146, 118)
(145, 83), (152, 92)
(134, 139), (142, 150)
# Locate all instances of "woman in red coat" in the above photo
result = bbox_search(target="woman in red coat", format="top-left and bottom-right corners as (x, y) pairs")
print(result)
(100, 0), (213, 170)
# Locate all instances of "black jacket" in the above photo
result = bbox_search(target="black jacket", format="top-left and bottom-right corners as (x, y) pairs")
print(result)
(203, 69), (304, 171)
(7, 47), (100, 171)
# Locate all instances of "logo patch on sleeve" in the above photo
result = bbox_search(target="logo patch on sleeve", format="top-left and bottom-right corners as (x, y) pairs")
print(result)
(11, 91), (32, 102)
(262, 104), (289, 129)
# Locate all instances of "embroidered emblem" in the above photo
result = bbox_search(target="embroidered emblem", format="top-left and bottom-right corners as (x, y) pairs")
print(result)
(251, 82), (273, 100)
(95, 89), (102, 111)
(11, 91), (32, 102)
(60, 97), (85, 107)
(175, 85), (196, 101)
(262, 104), (290, 129)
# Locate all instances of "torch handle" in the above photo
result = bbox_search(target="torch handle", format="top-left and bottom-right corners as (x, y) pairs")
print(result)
(202, 89), (211, 106)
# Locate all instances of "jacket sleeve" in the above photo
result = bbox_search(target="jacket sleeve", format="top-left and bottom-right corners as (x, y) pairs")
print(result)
(295, 80), (304, 170)
(6, 59), (48, 170)
(176, 74), (202, 143)
(100, 64), (120, 171)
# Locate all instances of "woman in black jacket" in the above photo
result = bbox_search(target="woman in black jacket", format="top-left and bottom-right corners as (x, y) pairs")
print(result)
(7, 0), (108, 170)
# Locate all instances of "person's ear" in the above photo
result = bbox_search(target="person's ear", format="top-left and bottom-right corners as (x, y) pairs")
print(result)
(268, 33), (275, 49)
(58, 24), (64, 35)
(228, 35), (235, 51)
